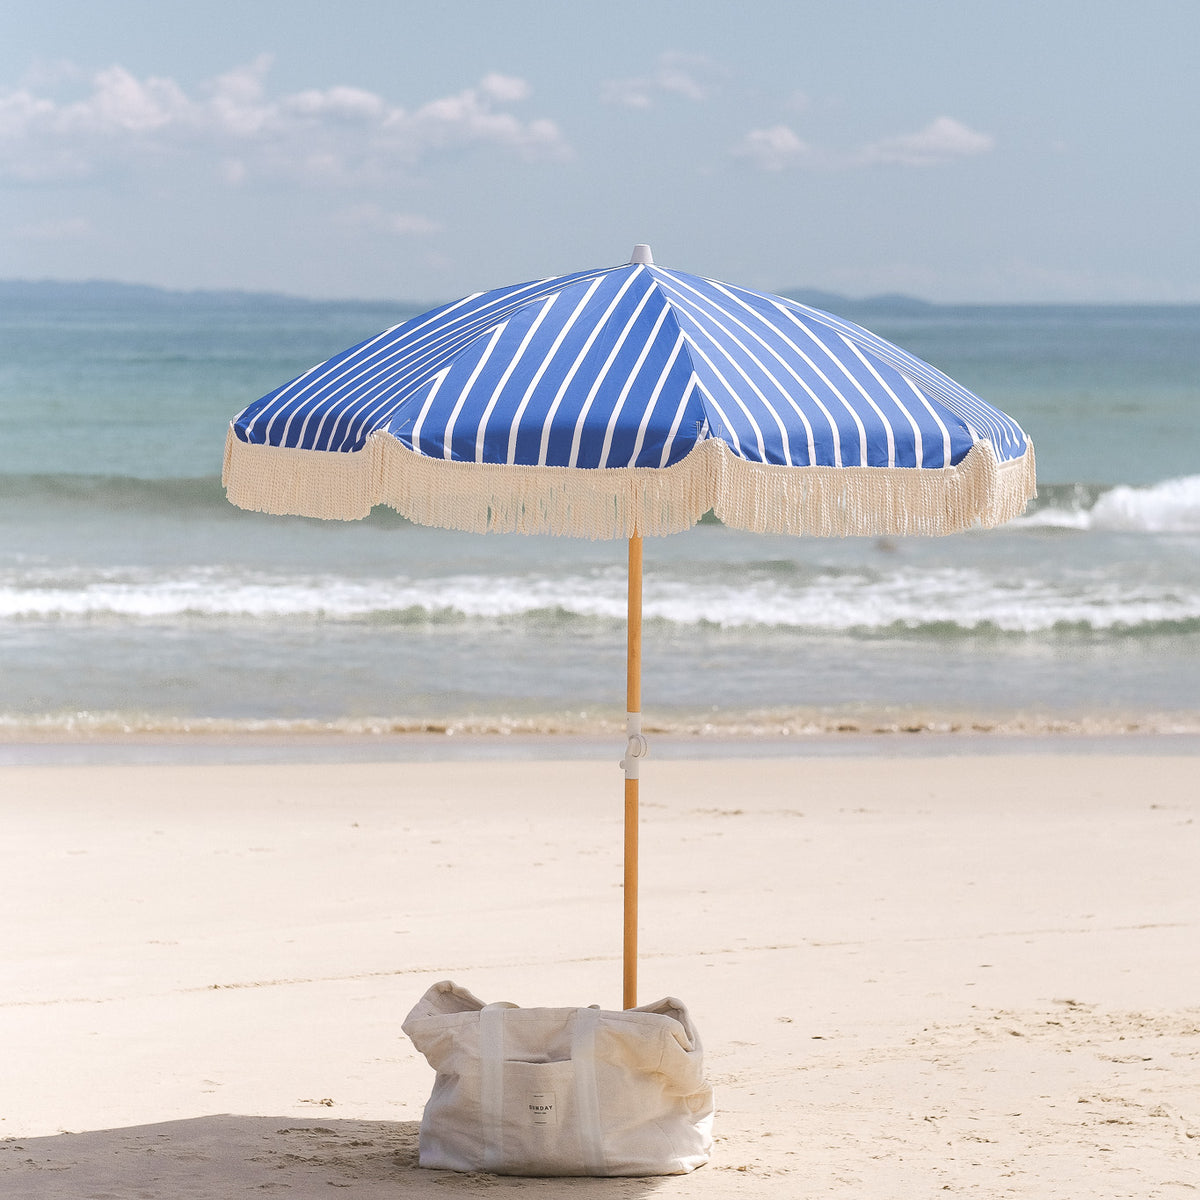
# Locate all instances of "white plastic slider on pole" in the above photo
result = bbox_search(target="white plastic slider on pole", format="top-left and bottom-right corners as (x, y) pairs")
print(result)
(620, 711), (649, 779)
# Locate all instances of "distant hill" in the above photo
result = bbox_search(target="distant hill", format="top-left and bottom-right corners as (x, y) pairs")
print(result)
(4, 278), (1194, 314)
(0, 278), (429, 315)
(2, 277), (939, 312)
(1, 278), (302, 305)
(780, 288), (935, 314)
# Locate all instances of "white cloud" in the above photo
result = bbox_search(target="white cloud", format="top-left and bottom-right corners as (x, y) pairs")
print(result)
(17, 215), (92, 240)
(0, 89), (53, 139)
(78, 65), (189, 133)
(729, 112), (991, 174)
(0, 58), (571, 185)
(386, 213), (442, 236)
(398, 79), (569, 163)
(858, 116), (994, 166)
(733, 124), (810, 171)
(285, 85), (387, 122)
(337, 203), (443, 236)
(206, 54), (274, 137)
(478, 73), (530, 104)
(601, 52), (721, 109)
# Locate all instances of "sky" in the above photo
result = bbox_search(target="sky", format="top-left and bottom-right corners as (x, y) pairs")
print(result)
(2, 0), (1198, 304)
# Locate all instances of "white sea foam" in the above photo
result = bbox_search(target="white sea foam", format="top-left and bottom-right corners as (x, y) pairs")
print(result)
(646, 571), (1200, 633)
(4, 707), (1199, 742)
(1090, 475), (1200, 532)
(1018, 475), (1200, 533)
(0, 566), (620, 622)
(3, 561), (1198, 633)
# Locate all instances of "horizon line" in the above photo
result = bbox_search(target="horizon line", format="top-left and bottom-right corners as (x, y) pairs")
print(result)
(3, 276), (1199, 311)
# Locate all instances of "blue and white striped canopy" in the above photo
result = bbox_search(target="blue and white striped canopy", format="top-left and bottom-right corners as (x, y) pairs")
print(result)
(224, 248), (1034, 537)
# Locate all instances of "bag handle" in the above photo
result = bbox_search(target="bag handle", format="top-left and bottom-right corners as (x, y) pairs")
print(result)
(478, 1003), (516, 1172)
(571, 1006), (607, 1176)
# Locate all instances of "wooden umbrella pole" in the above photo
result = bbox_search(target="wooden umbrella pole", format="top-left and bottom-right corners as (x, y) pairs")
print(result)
(622, 533), (645, 1010)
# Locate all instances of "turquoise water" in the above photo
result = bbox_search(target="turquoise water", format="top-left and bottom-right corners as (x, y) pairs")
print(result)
(1, 283), (1197, 737)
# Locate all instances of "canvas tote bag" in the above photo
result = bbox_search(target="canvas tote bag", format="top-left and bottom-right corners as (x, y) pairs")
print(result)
(402, 980), (714, 1176)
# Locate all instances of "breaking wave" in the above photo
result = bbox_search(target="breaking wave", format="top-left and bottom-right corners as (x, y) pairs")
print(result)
(1019, 475), (1200, 533)
(3, 562), (1198, 637)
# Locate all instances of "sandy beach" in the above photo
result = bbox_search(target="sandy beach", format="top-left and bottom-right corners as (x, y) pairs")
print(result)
(1, 750), (1197, 1197)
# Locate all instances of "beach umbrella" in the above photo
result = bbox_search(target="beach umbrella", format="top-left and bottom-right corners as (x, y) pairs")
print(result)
(223, 244), (1035, 1008)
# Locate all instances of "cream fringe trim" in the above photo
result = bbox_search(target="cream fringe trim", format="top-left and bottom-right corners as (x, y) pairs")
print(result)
(223, 426), (1036, 539)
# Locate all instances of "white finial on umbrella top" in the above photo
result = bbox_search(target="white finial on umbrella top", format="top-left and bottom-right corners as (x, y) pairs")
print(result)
(629, 244), (654, 265)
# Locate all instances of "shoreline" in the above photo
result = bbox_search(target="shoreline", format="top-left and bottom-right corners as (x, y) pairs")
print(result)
(4, 726), (1200, 766)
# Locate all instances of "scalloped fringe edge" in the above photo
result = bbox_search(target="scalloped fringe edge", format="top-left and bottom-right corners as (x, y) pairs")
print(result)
(223, 426), (1036, 539)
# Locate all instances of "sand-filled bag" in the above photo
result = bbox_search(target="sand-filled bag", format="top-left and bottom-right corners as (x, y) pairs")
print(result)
(403, 980), (714, 1176)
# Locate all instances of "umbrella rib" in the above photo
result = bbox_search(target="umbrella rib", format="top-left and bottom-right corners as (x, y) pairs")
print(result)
(771, 292), (1027, 458)
(273, 286), (518, 451)
(598, 296), (673, 467)
(525, 277), (609, 466)
(835, 338), (902, 468)
(266, 323), (404, 449)
(708, 290), (850, 467)
(699, 278), (889, 465)
(408, 367), (452, 452)
(658, 370), (701, 469)
(839, 336), (946, 467)
(648, 276), (783, 464)
(273, 360), (353, 450)
(766, 302), (876, 465)
(668, 334), (745, 457)
(466, 296), (558, 463)
(660, 274), (821, 465)
(439, 324), (509, 460)
(906, 379), (954, 465)
(349, 279), (595, 447)
(287, 271), (612, 455)
(564, 271), (655, 468)
(299, 293), (492, 450)
(614, 307), (679, 468)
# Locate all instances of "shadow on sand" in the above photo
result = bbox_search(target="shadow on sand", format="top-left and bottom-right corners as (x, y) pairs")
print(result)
(3, 1114), (674, 1198)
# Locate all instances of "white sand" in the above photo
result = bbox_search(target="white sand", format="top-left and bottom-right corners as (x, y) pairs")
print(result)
(1, 753), (1197, 1197)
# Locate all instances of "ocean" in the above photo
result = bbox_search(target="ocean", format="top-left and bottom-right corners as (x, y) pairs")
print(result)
(2, 282), (1198, 753)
